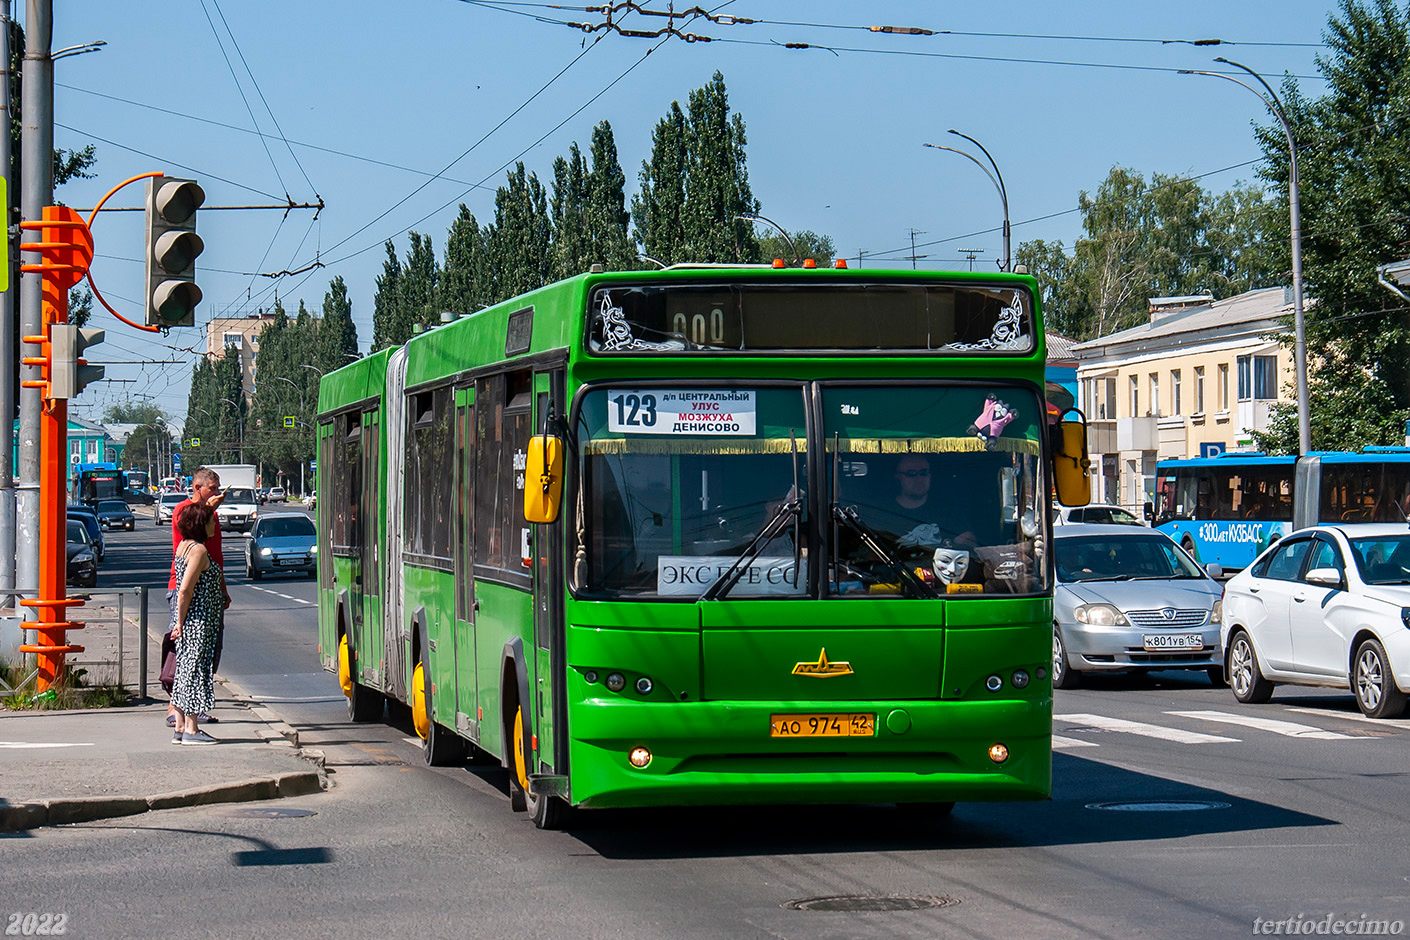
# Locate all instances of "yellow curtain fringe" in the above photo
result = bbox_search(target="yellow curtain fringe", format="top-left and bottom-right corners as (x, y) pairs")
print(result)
(583, 435), (1038, 456)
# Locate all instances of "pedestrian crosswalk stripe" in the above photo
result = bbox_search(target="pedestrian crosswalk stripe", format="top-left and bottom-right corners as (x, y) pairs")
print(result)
(1281, 705), (1410, 728)
(1056, 713), (1240, 744)
(1052, 734), (1099, 749)
(1166, 710), (1357, 740)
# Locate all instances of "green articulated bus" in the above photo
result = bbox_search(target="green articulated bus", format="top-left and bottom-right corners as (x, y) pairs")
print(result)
(316, 263), (1089, 829)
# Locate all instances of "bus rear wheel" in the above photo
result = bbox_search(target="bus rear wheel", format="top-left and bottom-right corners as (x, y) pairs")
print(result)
(413, 660), (464, 766)
(340, 635), (383, 722)
(511, 706), (570, 830)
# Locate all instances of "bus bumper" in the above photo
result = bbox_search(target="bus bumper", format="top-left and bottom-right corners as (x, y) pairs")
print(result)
(564, 697), (1052, 809)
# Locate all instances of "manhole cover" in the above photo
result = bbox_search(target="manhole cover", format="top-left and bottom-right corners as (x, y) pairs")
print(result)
(782, 895), (960, 912)
(209, 806), (316, 819)
(1086, 800), (1230, 812)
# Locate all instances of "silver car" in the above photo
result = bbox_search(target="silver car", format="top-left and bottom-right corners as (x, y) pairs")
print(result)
(1052, 524), (1226, 688)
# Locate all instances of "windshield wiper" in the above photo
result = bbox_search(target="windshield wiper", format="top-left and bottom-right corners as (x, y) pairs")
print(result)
(1077, 574), (1135, 582)
(831, 504), (938, 599)
(700, 431), (803, 601)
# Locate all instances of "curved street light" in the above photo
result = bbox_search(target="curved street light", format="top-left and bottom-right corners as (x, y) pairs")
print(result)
(218, 397), (245, 463)
(1180, 58), (1310, 454)
(923, 130), (1010, 272)
(737, 213), (799, 266)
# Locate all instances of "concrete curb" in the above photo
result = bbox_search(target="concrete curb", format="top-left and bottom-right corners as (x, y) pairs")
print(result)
(0, 771), (326, 832)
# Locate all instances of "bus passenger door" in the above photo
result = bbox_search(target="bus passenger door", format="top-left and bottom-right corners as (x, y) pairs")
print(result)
(531, 371), (566, 775)
(359, 409), (383, 686)
(341, 414), (366, 677)
(453, 387), (479, 741)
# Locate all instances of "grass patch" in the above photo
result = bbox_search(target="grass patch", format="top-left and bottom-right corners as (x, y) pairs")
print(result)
(0, 662), (130, 710)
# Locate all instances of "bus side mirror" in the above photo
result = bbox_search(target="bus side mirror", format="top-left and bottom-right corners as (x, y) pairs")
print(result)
(524, 435), (564, 524)
(1144, 501), (1155, 522)
(1051, 413), (1091, 508)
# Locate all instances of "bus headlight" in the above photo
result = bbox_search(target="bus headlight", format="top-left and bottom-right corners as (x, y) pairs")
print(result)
(628, 746), (652, 768)
(605, 673), (626, 692)
(1073, 603), (1129, 626)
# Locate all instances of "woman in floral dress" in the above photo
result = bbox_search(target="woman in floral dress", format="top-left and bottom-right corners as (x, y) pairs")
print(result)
(170, 502), (223, 745)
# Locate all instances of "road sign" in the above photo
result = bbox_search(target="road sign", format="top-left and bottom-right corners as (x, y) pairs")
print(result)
(309, 459), (317, 470)
(283, 416), (295, 428)
(1199, 442), (1226, 459)
(189, 437), (200, 447)
(172, 452), (182, 471)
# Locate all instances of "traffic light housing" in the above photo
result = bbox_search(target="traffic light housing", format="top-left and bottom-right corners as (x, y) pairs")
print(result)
(144, 175), (205, 327)
(50, 324), (105, 399)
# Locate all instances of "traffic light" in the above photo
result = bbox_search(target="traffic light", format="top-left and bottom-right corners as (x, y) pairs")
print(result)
(144, 175), (205, 327)
(50, 324), (105, 399)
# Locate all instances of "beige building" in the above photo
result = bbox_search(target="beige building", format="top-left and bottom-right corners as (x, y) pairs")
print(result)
(205, 313), (276, 403)
(1073, 287), (1299, 510)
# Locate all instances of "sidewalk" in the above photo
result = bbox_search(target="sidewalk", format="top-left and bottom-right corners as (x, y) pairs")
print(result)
(0, 683), (325, 832)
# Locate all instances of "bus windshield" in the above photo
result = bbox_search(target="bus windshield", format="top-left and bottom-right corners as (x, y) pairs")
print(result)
(571, 383), (1046, 598)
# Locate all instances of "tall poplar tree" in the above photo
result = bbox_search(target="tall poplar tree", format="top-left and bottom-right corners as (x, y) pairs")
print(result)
(584, 120), (635, 271)
(371, 240), (403, 350)
(486, 163), (551, 301)
(632, 101), (688, 264)
(682, 71), (760, 263)
(550, 144), (590, 280)
(441, 205), (491, 315)
(316, 275), (359, 375)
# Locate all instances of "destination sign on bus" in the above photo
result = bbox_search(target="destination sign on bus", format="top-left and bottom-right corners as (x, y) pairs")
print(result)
(607, 389), (756, 436)
(656, 555), (804, 595)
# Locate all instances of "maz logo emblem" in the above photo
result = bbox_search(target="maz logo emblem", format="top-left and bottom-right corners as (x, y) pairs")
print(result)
(792, 648), (854, 678)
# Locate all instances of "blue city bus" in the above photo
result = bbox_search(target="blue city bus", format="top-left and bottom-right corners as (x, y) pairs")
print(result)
(1156, 449), (1410, 570)
(1154, 454), (1296, 569)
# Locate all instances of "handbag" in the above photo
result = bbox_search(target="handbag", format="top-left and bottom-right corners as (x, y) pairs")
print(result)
(159, 631), (177, 693)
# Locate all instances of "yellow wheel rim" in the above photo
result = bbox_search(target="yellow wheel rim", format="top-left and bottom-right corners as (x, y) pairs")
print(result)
(411, 662), (430, 739)
(337, 635), (353, 697)
(513, 707), (530, 793)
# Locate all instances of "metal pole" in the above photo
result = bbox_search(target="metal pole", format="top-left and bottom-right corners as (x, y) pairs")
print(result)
(948, 130), (1010, 273)
(137, 584), (147, 701)
(0, 0), (16, 661)
(17, 0), (52, 652)
(1183, 60), (1311, 454)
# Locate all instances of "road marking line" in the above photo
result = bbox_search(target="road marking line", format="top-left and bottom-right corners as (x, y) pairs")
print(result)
(1052, 734), (1098, 749)
(246, 585), (313, 604)
(276, 593), (296, 601)
(0, 741), (94, 749)
(1057, 713), (1239, 744)
(1281, 705), (1410, 728)
(1165, 710), (1356, 740)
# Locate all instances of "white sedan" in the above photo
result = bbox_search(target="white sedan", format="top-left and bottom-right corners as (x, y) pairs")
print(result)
(1221, 524), (1410, 718)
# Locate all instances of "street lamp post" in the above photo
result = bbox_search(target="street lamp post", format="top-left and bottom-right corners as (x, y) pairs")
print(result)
(218, 397), (245, 463)
(923, 130), (1010, 271)
(1181, 58), (1310, 455)
(275, 376), (309, 495)
(736, 214), (798, 266)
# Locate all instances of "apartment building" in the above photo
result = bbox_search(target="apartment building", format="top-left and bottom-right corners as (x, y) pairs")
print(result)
(205, 313), (276, 403)
(1073, 287), (1299, 509)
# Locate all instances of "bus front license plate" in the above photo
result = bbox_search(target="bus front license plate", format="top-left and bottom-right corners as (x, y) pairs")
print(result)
(1143, 633), (1202, 651)
(770, 713), (875, 738)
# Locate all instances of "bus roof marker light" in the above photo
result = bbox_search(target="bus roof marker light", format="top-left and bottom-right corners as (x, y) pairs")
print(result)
(833, 259), (848, 269)
(988, 743), (1009, 763)
(629, 746), (652, 768)
(802, 259), (816, 269)
(772, 259), (786, 268)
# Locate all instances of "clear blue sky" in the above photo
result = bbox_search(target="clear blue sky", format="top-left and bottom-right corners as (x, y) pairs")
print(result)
(47, 0), (1333, 422)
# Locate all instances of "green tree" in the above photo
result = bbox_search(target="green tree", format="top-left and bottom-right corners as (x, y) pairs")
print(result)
(632, 101), (688, 264)
(486, 163), (551, 302)
(316, 275), (359, 376)
(550, 143), (590, 280)
(1253, 0), (1410, 452)
(758, 229), (835, 266)
(1015, 238), (1089, 339)
(682, 71), (760, 263)
(371, 240), (403, 351)
(400, 232), (440, 333)
(441, 205), (490, 315)
(103, 402), (165, 425)
(584, 120), (635, 271)
(122, 420), (174, 478)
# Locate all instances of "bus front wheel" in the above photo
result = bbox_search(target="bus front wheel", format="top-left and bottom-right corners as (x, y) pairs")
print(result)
(342, 635), (382, 722)
(512, 705), (571, 830)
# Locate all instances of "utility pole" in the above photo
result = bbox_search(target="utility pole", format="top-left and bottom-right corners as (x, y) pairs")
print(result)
(906, 229), (927, 270)
(16, 0), (52, 655)
(959, 248), (985, 272)
(0, 0), (16, 632)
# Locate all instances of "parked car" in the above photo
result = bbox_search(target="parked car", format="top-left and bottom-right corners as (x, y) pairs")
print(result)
(1222, 524), (1410, 718)
(156, 492), (185, 527)
(66, 504), (105, 561)
(94, 498), (136, 531)
(66, 520), (97, 588)
(1053, 504), (1146, 526)
(267, 486), (287, 503)
(303, 493), (316, 509)
(245, 513), (317, 580)
(256, 488), (269, 505)
(1052, 524), (1226, 689)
